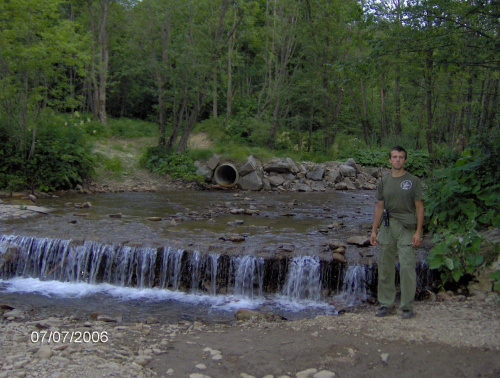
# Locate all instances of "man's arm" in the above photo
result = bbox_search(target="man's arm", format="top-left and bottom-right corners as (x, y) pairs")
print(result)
(370, 200), (384, 246)
(412, 199), (424, 247)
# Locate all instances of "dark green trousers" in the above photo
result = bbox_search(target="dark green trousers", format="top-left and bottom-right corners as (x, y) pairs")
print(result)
(377, 219), (416, 310)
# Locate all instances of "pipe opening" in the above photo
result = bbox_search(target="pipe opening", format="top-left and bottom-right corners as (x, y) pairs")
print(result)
(214, 163), (239, 187)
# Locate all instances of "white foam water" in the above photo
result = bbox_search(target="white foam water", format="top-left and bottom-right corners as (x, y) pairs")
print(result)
(0, 235), (374, 318)
(0, 275), (340, 316)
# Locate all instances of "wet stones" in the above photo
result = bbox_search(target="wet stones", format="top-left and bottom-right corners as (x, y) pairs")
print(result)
(234, 309), (286, 323)
(332, 253), (347, 264)
(346, 236), (371, 247)
(219, 235), (246, 243)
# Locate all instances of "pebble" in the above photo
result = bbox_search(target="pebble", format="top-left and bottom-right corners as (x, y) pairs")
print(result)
(297, 368), (317, 377)
(313, 371), (336, 378)
(380, 353), (389, 363)
(35, 346), (53, 359)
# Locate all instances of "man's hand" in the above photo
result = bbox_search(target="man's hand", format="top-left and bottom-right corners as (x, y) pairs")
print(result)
(412, 232), (422, 247)
(370, 231), (378, 246)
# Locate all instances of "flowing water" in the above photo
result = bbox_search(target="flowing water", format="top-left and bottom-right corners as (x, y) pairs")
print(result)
(0, 190), (430, 322)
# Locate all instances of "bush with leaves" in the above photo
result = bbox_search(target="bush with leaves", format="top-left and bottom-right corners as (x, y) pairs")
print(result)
(425, 133), (500, 291)
(0, 112), (95, 192)
(141, 146), (203, 182)
(341, 148), (430, 177)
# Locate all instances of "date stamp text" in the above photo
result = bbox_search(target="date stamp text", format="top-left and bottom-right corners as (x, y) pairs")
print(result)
(30, 330), (108, 344)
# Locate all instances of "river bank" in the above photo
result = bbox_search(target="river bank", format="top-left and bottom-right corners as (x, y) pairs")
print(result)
(1, 297), (499, 378)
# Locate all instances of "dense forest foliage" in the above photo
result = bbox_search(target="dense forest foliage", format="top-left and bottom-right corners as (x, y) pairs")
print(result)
(1, 0), (498, 158)
(0, 1), (499, 288)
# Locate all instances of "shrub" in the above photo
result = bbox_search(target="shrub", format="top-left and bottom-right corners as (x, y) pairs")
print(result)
(0, 111), (95, 192)
(141, 146), (203, 182)
(426, 133), (500, 289)
(339, 147), (430, 177)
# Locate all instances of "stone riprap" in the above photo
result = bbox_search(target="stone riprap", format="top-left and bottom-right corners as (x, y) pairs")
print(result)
(196, 155), (384, 191)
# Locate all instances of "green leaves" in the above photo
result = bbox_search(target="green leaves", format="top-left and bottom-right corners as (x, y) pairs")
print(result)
(425, 135), (500, 288)
(141, 147), (202, 182)
(0, 111), (95, 192)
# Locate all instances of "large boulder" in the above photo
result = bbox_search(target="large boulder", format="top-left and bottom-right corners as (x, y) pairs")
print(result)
(306, 166), (325, 181)
(263, 157), (299, 174)
(207, 155), (221, 171)
(262, 178), (272, 191)
(195, 164), (213, 182)
(238, 171), (263, 191)
(345, 158), (357, 169)
(339, 164), (356, 177)
(294, 182), (312, 192)
(343, 177), (357, 190)
(268, 174), (285, 187)
(238, 155), (257, 177)
(310, 181), (326, 191)
(325, 170), (341, 184)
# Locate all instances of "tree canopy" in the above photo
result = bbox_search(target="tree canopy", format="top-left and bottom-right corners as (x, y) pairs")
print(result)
(1, 0), (498, 155)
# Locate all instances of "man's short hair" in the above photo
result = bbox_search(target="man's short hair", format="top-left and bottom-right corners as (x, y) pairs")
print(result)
(389, 146), (407, 159)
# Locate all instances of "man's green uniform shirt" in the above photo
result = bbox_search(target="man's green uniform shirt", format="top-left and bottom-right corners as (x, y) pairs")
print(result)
(376, 172), (423, 227)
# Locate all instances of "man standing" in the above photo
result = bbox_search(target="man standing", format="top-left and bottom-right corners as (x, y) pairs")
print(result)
(370, 146), (424, 319)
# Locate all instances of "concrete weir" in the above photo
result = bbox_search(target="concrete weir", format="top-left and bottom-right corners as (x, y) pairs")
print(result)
(0, 234), (434, 302)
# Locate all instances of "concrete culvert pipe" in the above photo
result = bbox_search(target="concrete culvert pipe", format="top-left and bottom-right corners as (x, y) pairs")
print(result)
(214, 163), (239, 187)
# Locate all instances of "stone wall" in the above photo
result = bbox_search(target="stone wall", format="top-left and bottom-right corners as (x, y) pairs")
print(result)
(196, 155), (387, 191)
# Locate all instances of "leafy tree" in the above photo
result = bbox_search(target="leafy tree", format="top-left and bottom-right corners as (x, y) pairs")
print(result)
(0, 0), (90, 192)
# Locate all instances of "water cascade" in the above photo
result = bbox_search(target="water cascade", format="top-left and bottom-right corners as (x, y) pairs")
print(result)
(338, 265), (375, 305)
(282, 256), (322, 301)
(0, 234), (436, 304)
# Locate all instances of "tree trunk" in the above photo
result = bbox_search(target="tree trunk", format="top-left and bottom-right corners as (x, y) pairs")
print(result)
(425, 49), (434, 156)
(226, 14), (236, 120)
(213, 68), (218, 119)
(380, 72), (386, 141)
(177, 93), (206, 154)
(88, 0), (109, 125)
(98, 0), (109, 125)
(394, 72), (402, 136)
(308, 110), (313, 153)
(464, 76), (474, 136)
(360, 78), (371, 145)
(487, 79), (499, 131)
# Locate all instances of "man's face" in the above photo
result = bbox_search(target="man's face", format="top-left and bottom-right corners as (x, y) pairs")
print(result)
(389, 150), (406, 170)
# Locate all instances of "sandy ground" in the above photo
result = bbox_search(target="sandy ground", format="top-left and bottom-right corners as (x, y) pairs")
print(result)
(147, 300), (500, 378)
(1, 299), (499, 378)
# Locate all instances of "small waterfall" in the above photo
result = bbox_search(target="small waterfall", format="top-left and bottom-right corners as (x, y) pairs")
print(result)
(0, 234), (394, 304)
(187, 252), (221, 294)
(209, 254), (220, 295)
(159, 247), (185, 290)
(231, 255), (264, 299)
(190, 251), (203, 292)
(339, 265), (372, 305)
(282, 256), (322, 301)
(4, 235), (72, 280)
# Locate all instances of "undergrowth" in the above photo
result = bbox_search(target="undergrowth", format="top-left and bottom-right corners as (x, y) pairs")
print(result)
(425, 134), (500, 291)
